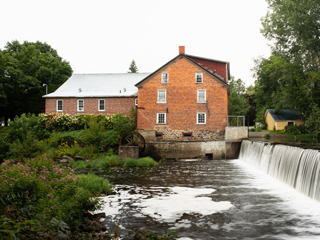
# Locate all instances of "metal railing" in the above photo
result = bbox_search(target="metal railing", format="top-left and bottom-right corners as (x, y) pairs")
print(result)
(227, 116), (245, 127)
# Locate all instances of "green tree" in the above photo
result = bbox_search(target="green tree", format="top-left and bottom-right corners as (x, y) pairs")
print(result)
(0, 41), (72, 125)
(128, 60), (138, 73)
(261, 0), (320, 72)
(228, 77), (250, 116)
(306, 103), (320, 141)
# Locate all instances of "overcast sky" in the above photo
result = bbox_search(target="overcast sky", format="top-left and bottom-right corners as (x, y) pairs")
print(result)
(1, 0), (271, 87)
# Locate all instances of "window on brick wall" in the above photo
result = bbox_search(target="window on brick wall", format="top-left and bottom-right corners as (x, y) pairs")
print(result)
(197, 90), (206, 103)
(57, 100), (63, 111)
(196, 72), (203, 83)
(77, 99), (84, 111)
(162, 72), (168, 83)
(157, 113), (166, 124)
(135, 98), (138, 105)
(157, 90), (166, 103)
(197, 113), (206, 124)
(99, 99), (105, 111)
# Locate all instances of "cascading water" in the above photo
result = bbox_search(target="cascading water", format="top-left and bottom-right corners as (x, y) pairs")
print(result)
(240, 140), (320, 201)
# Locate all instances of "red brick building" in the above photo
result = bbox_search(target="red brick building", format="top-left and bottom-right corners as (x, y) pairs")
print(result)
(135, 46), (230, 140)
(43, 73), (150, 116)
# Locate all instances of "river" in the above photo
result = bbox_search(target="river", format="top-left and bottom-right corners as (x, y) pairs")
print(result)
(92, 159), (320, 240)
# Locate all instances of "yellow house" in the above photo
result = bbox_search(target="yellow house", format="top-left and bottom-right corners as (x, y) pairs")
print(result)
(264, 109), (305, 130)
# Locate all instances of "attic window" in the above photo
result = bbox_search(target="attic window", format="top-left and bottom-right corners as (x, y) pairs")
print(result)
(196, 72), (203, 83)
(162, 72), (168, 83)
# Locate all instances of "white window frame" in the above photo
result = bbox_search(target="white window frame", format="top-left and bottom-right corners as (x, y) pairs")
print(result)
(57, 99), (63, 112)
(157, 90), (166, 103)
(77, 99), (84, 111)
(196, 72), (203, 83)
(161, 72), (169, 83)
(197, 113), (206, 124)
(98, 99), (105, 111)
(157, 113), (166, 124)
(197, 90), (206, 103)
(135, 98), (138, 106)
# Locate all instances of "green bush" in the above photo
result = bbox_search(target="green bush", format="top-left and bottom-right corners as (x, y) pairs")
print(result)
(7, 113), (50, 142)
(0, 157), (111, 236)
(284, 124), (307, 135)
(8, 132), (46, 159)
(80, 120), (109, 149)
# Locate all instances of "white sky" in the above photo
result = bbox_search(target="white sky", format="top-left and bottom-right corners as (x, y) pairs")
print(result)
(0, 0), (271, 87)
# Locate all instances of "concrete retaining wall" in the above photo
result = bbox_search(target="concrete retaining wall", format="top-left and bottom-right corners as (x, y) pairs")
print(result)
(225, 127), (248, 140)
(144, 140), (241, 160)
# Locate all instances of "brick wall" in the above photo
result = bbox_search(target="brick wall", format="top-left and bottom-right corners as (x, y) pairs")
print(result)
(45, 97), (136, 116)
(136, 56), (229, 139)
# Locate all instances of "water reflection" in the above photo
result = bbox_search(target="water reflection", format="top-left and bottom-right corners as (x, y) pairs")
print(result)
(90, 160), (320, 240)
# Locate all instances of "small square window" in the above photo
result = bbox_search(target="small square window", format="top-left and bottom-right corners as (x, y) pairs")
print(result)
(157, 113), (166, 124)
(155, 132), (163, 137)
(196, 72), (203, 83)
(78, 99), (84, 111)
(99, 99), (105, 111)
(157, 90), (166, 103)
(197, 113), (206, 124)
(57, 100), (63, 111)
(183, 132), (192, 137)
(162, 72), (169, 83)
(197, 90), (206, 103)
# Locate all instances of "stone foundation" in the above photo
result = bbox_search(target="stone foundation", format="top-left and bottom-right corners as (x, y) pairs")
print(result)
(139, 128), (225, 142)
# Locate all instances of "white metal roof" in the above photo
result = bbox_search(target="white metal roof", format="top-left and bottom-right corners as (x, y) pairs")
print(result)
(43, 73), (150, 98)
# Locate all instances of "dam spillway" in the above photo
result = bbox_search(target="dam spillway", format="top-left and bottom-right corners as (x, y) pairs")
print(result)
(239, 140), (320, 201)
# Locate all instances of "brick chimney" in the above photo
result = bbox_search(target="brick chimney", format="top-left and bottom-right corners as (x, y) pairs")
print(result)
(179, 46), (185, 54)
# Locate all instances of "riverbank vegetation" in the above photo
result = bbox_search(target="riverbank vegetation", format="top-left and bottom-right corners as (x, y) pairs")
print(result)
(0, 112), (168, 239)
(0, 157), (112, 239)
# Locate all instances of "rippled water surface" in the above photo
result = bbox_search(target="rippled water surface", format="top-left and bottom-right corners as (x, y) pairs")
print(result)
(92, 160), (320, 240)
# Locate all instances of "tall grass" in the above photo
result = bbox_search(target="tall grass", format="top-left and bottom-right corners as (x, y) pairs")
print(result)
(70, 155), (158, 169)
(76, 173), (112, 195)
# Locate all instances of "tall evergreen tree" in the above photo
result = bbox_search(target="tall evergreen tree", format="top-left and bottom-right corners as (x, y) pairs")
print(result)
(128, 60), (138, 73)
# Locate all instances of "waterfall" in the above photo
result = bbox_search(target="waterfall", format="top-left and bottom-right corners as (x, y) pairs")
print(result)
(239, 140), (320, 201)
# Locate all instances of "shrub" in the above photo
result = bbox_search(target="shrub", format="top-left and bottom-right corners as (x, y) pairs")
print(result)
(7, 113), (50, 142)
(284, 124), (307, 135)
(0, 157), (111, 234)
(8, 132), (46, 159)
(80, 120), (109, 149)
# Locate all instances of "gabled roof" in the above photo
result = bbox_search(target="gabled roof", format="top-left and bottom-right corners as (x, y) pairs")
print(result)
(43, 73), (150, 98)
(135, 53), (230, 87)
(265, 109), (304, 121)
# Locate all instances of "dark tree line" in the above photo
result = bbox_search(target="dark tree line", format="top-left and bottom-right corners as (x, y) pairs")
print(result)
(0, 41), (72, 125)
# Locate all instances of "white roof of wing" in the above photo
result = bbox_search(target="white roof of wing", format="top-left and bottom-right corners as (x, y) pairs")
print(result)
(43, 73), (150, 98)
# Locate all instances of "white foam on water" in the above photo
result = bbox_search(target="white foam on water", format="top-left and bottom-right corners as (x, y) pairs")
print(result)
(132, 187), (233, 223)
(97, 186), (233, 224)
